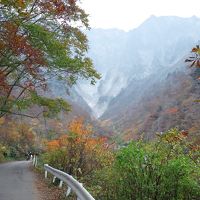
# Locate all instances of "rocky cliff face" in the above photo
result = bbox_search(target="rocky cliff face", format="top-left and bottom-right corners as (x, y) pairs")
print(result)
(76, 16), (200, 120)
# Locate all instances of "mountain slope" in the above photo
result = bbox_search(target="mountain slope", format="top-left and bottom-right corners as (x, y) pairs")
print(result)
(77, 16), (200, 119)
(101, 66), (200, 140)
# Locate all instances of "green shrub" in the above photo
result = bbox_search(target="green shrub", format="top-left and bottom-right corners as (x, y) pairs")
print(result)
(0, 143), (8, 162)
(95, 129), (200, 200)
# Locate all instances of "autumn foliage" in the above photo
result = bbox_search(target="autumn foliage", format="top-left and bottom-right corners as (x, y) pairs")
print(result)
(0, 0), (100, 118)
(0, 117), (36, 158)
(43, 118), (113, 178)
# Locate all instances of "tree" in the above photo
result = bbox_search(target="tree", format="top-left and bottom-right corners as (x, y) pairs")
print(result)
(43, 117), (112, 178)
(0, 118), (36, 158)
(0, 0), (100, 118)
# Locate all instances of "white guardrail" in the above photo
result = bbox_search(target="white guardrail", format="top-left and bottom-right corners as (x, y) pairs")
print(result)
(44, 164), (95, 200)
(32, 155), (38, 167)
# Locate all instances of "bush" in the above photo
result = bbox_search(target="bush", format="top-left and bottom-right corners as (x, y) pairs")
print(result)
(0, 143), (8, 162)
(95, 129), (200, 200)
(41, 118), (114, 187)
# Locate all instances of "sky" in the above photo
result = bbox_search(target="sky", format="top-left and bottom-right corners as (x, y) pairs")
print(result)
(81, 0), (200, 31)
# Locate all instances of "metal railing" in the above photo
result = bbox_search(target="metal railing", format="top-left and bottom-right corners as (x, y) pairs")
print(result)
(44, 164), (95, 200)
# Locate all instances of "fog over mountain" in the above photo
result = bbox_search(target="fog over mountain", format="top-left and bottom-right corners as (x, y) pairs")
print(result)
(75, 16), (200, 118)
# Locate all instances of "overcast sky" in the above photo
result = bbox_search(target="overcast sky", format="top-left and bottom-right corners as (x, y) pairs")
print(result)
(81, 0), (200, 31)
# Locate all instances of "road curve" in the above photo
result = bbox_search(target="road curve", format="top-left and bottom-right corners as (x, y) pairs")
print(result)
(0, 161), (40, 200)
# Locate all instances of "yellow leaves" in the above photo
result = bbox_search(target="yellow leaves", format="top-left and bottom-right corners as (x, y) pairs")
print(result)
(0, 41), (5, 50)
(1, 0), (26, 9)
(8, 129), (20, 142)
(0, 117), (5, 125)
(47, 140), (60, 151)
(0, 120), (36, 152)
(19, 11), (30, 18)
(157, 128), (188, 144)
(15, 0), (26, 9)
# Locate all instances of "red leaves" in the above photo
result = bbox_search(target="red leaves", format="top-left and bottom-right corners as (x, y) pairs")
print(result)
(68, 0), (76, 5)
(165, 107), (178, 114)
(0, 71), (10, 94)
(0, 21), (47, 93)
(2, 22), (45, 67)
(180, 130), (188, 137)
(39, 0), (78, 18)
(189, 144), (200, 152)
(39, 0), (66, 16)
(0, 20), (47, 108)
(24, 81), (35, 91)
(159, 129), (189, 144)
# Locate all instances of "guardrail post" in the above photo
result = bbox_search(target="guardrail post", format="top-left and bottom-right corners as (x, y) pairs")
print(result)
(59, 180), (63, 188)
(45, 164), (48, 178)
(65, 186), (71, 197)
(45, 170), (48, 178)
(44, 164), (95, 200)
(52, 176), (56, 183)
(35, 156), (38, 167)
(32, 155), (35, 166)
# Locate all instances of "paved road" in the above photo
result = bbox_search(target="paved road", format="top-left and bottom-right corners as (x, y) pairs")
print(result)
(0, 161), (39, 200)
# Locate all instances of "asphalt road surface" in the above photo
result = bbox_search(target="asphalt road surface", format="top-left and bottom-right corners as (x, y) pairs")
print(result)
(0, 161), (39, 200)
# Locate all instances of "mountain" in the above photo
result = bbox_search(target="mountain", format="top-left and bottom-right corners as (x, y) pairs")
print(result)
(48, 78), (93, 119)
(76, 16), (200, 119)
(73, 16), (200, 139)
(101, 66), (200, 140)
(34, 16), (200, 140)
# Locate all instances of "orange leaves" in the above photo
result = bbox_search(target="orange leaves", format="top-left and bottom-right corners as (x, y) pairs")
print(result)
(46, 118), (108, 153)
(189, 144), (200, 152)
(165, 107), (178, 114)
(68, 117), (92, 136)
(192, 46), (200, 54)
(58, 134), (68, 146)
(44, 118), (113, 177)
(47, 140), (60, 151)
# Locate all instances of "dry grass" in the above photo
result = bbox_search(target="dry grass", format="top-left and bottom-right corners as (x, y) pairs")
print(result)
(33, 167), (66, 200)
